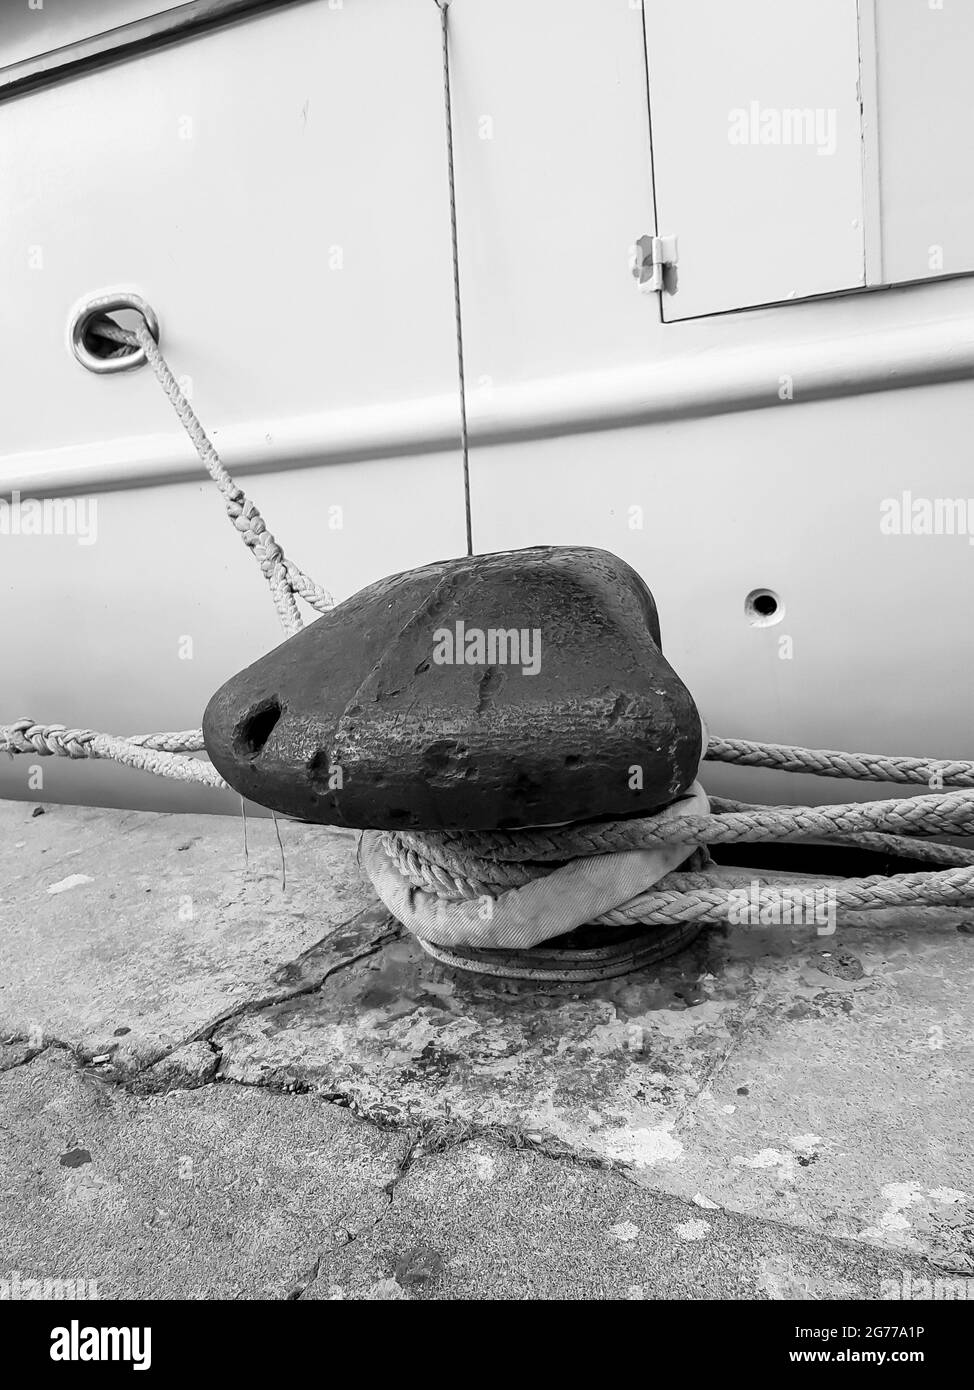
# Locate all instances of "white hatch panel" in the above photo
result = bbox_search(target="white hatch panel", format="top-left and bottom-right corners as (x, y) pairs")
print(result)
(644, 0), (865, 319)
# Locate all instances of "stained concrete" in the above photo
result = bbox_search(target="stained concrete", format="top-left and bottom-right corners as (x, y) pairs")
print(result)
(214, 920), (974, 1265)
(1, 798), (973, 1298)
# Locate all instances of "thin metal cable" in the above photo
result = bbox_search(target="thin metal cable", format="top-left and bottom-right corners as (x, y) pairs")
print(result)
(436, 0), (473, 556)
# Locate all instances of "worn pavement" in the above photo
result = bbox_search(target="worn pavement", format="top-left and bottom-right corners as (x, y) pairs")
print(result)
(1, 799), (972, 1300)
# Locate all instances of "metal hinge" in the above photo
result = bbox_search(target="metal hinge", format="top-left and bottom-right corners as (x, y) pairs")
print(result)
(629, 234), (678, 294)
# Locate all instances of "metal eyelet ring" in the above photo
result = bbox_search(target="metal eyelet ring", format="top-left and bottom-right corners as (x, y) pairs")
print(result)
(70, 292), (159, 374)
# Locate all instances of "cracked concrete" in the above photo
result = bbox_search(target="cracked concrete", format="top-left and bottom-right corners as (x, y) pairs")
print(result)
(213, 919), (974, 1263)
(2, 1050), (933, 1302)
(0, 1050), (404, 1299)
(0, 801), (385, 1072)
(1, 798), (973, 1298)
(298, 1138), (936, 1302)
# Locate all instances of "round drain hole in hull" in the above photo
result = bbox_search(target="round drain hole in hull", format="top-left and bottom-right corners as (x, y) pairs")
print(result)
(745, 588), (784, 627)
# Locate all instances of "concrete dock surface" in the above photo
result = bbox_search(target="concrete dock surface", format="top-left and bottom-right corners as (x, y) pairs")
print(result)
(1, 798), (972, 1301)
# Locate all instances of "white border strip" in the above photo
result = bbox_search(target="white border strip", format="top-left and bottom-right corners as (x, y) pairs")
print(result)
(4, 315), (974, 496)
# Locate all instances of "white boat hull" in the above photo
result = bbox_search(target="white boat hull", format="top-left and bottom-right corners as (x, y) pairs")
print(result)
(1, 0), (971, 813)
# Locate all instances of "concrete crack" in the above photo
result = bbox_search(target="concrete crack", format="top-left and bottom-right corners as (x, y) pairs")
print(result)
(0, 1033), (81, 1075)
(196, 924), (400, 1046)
(111, 918), (402, 1091)
(285, 1254), (323, 1301)
(3, 908), (400, 1096)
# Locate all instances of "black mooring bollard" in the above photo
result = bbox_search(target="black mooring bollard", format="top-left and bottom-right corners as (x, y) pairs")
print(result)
(202, 546), (703, 832)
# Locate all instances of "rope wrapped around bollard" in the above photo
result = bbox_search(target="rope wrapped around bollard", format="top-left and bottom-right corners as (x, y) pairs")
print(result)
(359, 770), (974, 980)
(6, 710), (974, 980)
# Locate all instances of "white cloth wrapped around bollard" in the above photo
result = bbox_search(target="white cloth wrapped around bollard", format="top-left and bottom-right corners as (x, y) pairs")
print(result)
(360, 781), (711, 951)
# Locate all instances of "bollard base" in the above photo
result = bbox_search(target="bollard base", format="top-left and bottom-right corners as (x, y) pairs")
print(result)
(415, 918), (704, 983)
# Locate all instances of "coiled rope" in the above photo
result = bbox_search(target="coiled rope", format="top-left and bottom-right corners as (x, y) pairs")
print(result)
(3, 311), (973, 976)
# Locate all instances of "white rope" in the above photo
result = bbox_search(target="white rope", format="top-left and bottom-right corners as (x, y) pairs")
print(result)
(2, 320), (333, 788)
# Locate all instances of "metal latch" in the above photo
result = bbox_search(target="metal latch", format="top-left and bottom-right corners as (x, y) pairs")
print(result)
(629, 234), (678, 294)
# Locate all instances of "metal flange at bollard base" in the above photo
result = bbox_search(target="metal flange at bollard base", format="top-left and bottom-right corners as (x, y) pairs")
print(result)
(413, 916), (707, 985)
